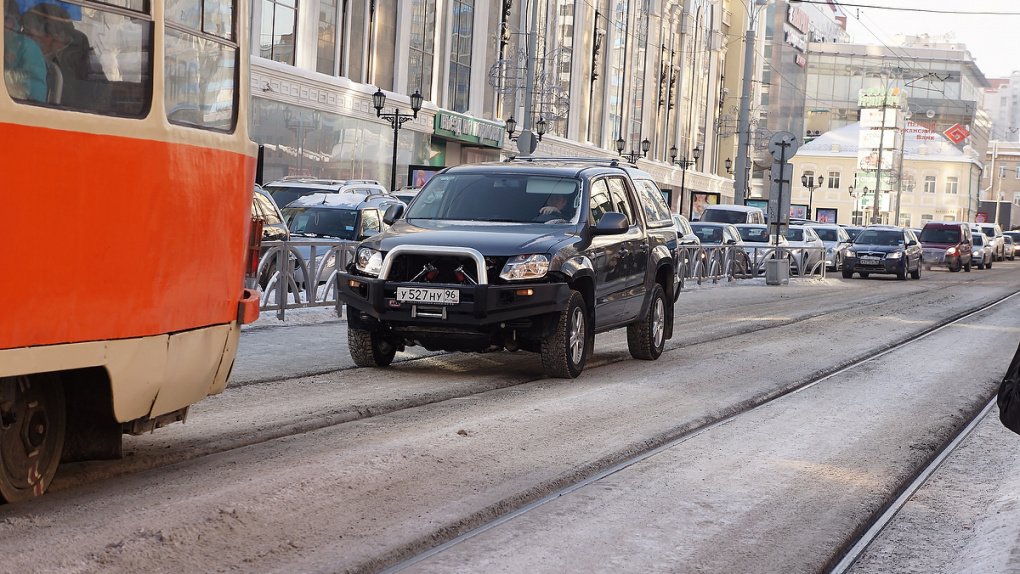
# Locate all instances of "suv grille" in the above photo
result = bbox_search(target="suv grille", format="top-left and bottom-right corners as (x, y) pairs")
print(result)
(387, 254), (507, 285)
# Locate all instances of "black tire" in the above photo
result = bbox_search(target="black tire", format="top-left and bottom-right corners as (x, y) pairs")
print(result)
(541, 290), (590, 378)
(977, 259), (985, 270)
(0, 374), (66, 502)
(987, 259), (992, 269)
(348, 326), (398, 367)
(949, 263), (961, 272)
(842, 268), (853, 279)
(896, 262), (907, 280)
(911, 261), (922, 280)
(964, 259), (971, 272)
(628, 284), (667, 361)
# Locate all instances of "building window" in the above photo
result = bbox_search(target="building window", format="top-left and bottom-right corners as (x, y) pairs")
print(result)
(1015, 166), (1020, 179)
(802, 170), (814, 187)
(899, 213), (911, 227)
(409, 0), (436, 98)
(827, 172), (840, 189)
(945, 176), (958, 194)
(316, 0), (341, 75)
(921, 214), (933, 224)
(923, 175), (936, 194)
(1000, 165), (1008, 179)
(261, 0), (296, 65)
(448, 0), (473, 112)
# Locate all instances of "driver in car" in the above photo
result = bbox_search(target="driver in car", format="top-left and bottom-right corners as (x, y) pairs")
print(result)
(539, 194), (569, 219)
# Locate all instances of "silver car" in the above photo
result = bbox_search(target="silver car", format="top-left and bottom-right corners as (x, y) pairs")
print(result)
(784, 225), (826, 276)
(806, 223), (852, 271)
(971, 232), (994, 269)
(735, 224), (790, 272)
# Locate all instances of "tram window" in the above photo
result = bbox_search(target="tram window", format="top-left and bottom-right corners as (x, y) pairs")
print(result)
(5, 0), (152, 117)
(164, 29), (235, 131)
(164, 0), (237, 132)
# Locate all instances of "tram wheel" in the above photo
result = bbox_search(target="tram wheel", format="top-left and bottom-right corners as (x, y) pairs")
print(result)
(0, 374), (66, 503)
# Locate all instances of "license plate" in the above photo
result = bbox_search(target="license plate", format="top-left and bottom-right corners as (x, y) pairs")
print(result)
(861, 257), (881, 265)
(397, 287), (460, 305)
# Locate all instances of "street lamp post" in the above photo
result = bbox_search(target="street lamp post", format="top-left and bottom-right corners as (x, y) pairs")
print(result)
(671, 145), (701, 214)
(373, 88), (424, 191)
(617, 136), (651, 163)
(801, 174), (824, 220)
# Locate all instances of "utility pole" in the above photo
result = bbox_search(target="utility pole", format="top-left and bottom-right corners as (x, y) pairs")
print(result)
(733, 27), (756, 206)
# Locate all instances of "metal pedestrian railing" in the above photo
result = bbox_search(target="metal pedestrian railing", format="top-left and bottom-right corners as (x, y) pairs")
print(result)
(678, 245), (827, 285)
(249, 239), (358, 320)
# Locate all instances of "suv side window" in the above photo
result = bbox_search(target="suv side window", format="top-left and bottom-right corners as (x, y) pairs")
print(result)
(589, 179), (614, 225)
(633, 179), (672, 228)
(361, 209), (381, 236)
(606, 177), (635, 224)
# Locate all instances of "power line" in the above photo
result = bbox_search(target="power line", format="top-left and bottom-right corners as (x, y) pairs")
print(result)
(821, 1), (1020, 16)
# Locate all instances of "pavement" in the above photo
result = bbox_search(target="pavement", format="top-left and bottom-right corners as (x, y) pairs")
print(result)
(234, 287), (1020, 573)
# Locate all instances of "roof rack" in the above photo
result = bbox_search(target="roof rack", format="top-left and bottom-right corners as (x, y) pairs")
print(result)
(504, 156), (630, 168)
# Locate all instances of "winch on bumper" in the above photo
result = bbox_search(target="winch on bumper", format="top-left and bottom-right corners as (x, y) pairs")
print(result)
(338, 244), (572, 343)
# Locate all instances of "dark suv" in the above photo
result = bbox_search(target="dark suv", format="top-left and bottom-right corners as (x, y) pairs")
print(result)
(337, 159), (680, 378)
(843, 225), (923, 280)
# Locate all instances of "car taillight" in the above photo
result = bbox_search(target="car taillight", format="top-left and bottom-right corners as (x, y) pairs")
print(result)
(246, 217), (265, 279)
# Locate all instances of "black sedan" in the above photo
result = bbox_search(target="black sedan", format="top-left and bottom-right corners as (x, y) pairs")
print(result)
(842, 225), (923, 280)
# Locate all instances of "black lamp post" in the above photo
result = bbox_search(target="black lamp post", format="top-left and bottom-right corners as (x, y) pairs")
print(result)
(801, 174), (824, 220)
(725, 157), (734, 174)
(670, 145), (701, 214)
(373, 88), (424, 191)
(617, 137), (651, 163)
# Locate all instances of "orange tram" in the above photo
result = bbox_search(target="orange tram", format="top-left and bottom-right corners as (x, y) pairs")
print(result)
(1, 0), (259, 501)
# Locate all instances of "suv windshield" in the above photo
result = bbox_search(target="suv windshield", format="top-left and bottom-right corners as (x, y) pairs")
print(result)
(856, 229), (904, 246)
(813, 228), (838, 242)
(406, 174), (581, 223)
(701, 209), (749, 224)
(283, 207), (359, 240)
(737, 226), (769, 242)
(919, 227), (960, 243)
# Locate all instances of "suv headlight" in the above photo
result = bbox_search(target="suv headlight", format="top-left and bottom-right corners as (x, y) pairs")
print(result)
(846, 248), (856, 257)
(886, 250), (903, 259)
(500, 254), (550, 281)
(356, 247), (383, 276)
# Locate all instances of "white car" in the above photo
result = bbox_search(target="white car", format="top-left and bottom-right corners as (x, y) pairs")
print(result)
(971, 232), (994, 269)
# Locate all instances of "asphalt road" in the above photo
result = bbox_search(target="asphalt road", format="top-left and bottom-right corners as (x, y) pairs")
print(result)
(2, 265), (1019, 574)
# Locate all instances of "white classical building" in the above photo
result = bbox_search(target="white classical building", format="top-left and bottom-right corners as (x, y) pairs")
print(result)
(789, 122), (983, 227)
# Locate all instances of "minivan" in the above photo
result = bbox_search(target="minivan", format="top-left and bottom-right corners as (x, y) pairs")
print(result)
(699, 204), (766, 225)
(918, 221), (972, 272)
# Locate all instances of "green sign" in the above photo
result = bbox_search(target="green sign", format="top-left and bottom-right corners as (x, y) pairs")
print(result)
(434, 112), (505, 148)
(857, 87), (908, 109)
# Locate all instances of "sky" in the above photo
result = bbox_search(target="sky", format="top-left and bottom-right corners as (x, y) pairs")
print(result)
(838, 0), (1018, 79)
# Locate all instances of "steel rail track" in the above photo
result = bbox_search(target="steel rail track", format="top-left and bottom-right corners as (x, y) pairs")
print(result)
(374, 288), (1020, 574)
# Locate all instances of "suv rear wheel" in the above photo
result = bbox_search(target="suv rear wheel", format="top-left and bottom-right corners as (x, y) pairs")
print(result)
(628, 284), (667, 360)
(349, 327), (398, 367)
(541, 290), (589, 378)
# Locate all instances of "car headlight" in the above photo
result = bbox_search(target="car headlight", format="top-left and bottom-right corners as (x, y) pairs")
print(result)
(846, 248), (856, 257)
(946, 247), (959, 256)
(886, 250), (903, 259)
(500, 254), (550, 281)
(356, 247), (383, 276)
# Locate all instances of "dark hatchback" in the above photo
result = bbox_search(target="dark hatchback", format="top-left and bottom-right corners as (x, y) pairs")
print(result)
(842, 225), (923, 280)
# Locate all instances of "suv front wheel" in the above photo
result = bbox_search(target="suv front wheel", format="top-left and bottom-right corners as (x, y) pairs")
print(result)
(349, 326), (399, 367)
(628, 284), (667, 360)
(541, 290), (590, 378)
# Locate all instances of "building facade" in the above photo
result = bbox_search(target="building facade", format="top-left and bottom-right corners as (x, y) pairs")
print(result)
(248, 0), (756, 216)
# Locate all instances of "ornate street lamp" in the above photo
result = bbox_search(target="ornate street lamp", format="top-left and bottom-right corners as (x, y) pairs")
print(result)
(618, 136), (650, 163)
(801, 174), (824, 220)
(373, 88), (424, 191)
(670, 145), (701, 215)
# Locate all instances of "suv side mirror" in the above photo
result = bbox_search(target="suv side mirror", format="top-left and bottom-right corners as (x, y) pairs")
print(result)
(383, 203), (405, 225)
(907, 239), (917, 246)
(593, 212), (629, 235)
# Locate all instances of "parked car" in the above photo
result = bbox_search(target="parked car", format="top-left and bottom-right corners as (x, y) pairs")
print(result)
(691, 222), (750, 274)
(337, 159), (681, 378)
(281, 192), (404, 288)
(971, 232), (994, 270)
(1005, 231), (1020, 259)
(805, 223), (851, 271)
(735, 223), (789, 272)
(1002, 234), (1016, 261)
(843, 225), (923, 280)
(840, 224), (865, 242)
(919, 221), (973, 272)
(784, 225), (826, 275)
(251, 185), (290, 288)
(392, 186), (422, 206)
(975, 223), (1005, 261)
(699, 204), (766, 224)
(263, 178), (388, 208)
(672, 213), (702, 276)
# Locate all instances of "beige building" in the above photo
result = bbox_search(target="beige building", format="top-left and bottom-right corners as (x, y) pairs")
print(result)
(789, 122), (982, 227)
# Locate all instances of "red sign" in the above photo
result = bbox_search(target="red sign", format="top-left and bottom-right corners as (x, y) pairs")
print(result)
(975, 212), (988, 223)
(795, 54), (807, 67)
(944, 124), (970, 144)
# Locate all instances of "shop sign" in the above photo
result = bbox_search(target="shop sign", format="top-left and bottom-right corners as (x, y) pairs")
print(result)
(787, 5), (810, 34)
(435, 112), (505, 148)
(784, 25), (807, 52)
(795, 54), (807, 67)
(857, 87), (908, 108)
